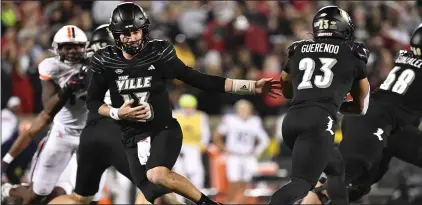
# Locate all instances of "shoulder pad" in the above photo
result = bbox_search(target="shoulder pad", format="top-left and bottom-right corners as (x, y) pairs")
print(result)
(287, 40), (313, 58)
(398, 50), (408, 55)
(38, 57), (59, 79)
(90, 49), (106, 74)
(352, 42), (370, 64)
(151, 39), (176, 62)
(393, 50), (411, 61)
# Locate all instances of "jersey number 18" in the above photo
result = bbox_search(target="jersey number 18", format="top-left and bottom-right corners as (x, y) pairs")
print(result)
(297, 58), (337, 90)
(379, 66), (415, 94)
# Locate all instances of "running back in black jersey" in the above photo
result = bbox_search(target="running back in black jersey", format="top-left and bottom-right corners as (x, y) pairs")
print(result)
(373, 50), (422, 116)
(285, 38), (369, 117)
(87, 39), (226, 139)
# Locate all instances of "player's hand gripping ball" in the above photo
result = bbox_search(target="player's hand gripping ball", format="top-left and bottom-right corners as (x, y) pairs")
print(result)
(118, 99), (153, 122)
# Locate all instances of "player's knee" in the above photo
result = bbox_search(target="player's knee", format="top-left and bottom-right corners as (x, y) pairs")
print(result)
(146, 167), (171, 185)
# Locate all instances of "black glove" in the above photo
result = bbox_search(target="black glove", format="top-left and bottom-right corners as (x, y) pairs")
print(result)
(65, 68), (87, 92)
(59, 66), (88, 104)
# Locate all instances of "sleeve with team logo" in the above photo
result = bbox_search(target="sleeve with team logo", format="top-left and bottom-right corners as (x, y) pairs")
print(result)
(86, 51), (109, 113)
(159, 41), (227, 92)
(38, 58), (58, 81)
(353, 42), (369, 81)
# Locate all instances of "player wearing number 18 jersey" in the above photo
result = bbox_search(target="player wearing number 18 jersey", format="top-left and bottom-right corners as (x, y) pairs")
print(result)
(310, 24), (422, 203)
(269, 6), (370, 205)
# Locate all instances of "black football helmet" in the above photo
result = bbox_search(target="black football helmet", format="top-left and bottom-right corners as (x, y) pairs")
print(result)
(108, 2), (150, 55)
(312, 6), (355, 40)
(410, 24), (422, 56)
(89, 24), (114, 51)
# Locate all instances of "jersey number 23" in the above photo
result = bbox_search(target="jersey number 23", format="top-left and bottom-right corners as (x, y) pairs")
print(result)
(297, 58), (337, 90)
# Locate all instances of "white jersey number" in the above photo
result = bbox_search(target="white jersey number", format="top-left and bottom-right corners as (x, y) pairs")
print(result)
(379, 66), (415, 94)
(121, 92), (150, 103)
(297, 58), (337, 90)
(236, 132), (249, 144)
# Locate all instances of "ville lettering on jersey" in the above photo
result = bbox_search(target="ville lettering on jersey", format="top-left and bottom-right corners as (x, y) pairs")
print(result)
(395, 55), (422, 68)
(87, 39), (227, 139)
(115, 75), (152, 92)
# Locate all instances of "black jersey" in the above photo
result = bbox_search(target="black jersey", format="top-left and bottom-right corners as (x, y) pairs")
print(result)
(284, 38), (369, 117)
(84, 69), (109, 123)
(373, 50), (422, 116)
(86, 40), (226, 139)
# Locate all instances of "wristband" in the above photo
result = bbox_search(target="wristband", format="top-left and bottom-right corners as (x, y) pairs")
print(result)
(109, 107), (121, 120)
(230, 79), (256, 95)
(3, 153), (14, 164)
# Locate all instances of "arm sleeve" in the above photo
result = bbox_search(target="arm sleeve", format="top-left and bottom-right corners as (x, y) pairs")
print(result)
(160, 42), (226, 92)
(200, 113), (211, 146)
(354, 60), (368, 81)
(283, 59), (292, 73)
(253, 117), (270, 156)
(86, 53), (109, 113)
(353, 42), (369, 81)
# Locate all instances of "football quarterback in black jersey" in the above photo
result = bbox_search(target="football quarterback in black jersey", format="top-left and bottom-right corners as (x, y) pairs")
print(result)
(1, 25), (180, 205)
(269, 6), (371, 205)
(302, 24), (422, 205)
(50, 24), (180, 205)
(86, 2), (281, 205)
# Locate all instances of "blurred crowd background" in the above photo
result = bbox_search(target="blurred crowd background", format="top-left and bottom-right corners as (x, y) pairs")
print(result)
(2, 0), (422, 204)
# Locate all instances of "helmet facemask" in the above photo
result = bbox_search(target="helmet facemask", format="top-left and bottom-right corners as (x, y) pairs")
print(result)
(111, 26), (150, 55)
(56, 43), (87, 63)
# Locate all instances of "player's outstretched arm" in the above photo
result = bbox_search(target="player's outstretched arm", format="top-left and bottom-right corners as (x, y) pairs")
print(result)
(2, 65), (85, 169)
(161, 41), (282, 97)
(2, 88), (71, 171)
(339, 78), (370, 115)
